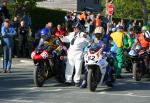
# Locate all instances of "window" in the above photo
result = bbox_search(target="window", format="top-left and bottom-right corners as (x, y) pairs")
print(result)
(80, 0), (86, 3)
(94, 0), (100, 4)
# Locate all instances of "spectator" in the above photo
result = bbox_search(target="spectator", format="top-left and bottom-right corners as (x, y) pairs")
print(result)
(85, 19), (94, 34)
(11, 16), (20, 57)
(18, 20), (29, 58)
(11, 16), (20, 32)
(46, 22), (54, 35)
(22, 12), (32, 28)
(0, 1), (10, 19)
(79, 11), (87, 26)
(116, 21), (121, 28)
(89, 13), (95, 22)
(0, 19), (16, 73)
(65, 12), (73, 32)
(0, 7), (3, 29)
(94, 14), (102, 27)
(55, 24), (66, 37)
(71, 12), (79, 24)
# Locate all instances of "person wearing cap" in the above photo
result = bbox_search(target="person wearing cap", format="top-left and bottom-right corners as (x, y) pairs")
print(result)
(110, 26), (126, 78)
(0, 19), (16, 73)
(60, 22), (90, 86)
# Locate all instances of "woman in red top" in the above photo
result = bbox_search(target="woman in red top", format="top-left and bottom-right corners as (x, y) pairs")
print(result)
(55, 24), (66, 37)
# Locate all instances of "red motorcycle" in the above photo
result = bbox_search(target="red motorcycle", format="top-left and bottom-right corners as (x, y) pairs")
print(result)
(31, 45), (66, 87)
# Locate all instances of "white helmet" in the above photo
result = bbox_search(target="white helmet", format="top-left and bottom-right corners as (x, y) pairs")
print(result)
(128, 50), (137, 56)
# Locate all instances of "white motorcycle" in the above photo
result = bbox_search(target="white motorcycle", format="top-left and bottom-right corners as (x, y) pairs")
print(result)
(84, 46), (114, 91)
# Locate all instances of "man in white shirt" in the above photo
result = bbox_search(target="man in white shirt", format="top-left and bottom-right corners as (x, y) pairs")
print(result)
(61, 22), (90, 86)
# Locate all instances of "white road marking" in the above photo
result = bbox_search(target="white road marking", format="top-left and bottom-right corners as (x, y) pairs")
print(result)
(79, 91), (150, 98)
(0, 99), (33, 103)
(10, 87), (38, 90)
(98, 92), (150, 98)
(39, 89), (63, 92)
(20, 60), (33, 63)
(15, 63), (33, 66)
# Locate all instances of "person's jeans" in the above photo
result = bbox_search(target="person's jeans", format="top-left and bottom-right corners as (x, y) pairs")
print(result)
(3, 46), (12, 71)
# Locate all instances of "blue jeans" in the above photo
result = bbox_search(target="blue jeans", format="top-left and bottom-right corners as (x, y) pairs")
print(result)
(3, 46), (12, 70)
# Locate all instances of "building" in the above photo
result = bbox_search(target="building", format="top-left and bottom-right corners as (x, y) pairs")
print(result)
(37, 0), (102, 12)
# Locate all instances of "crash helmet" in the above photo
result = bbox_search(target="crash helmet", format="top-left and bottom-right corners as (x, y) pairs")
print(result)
(142, 26), (149, 32)
(40, 28), (50, 37)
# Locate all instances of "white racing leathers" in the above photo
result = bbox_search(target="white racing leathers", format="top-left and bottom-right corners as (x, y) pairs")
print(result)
(61, 32), (89, 83)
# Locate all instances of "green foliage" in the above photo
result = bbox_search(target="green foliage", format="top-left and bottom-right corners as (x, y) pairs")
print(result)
(15, 0), (37, 7)
(29, 7), (66, 33)
(100, 0), (150, 20)
(113, 0), (143, 19)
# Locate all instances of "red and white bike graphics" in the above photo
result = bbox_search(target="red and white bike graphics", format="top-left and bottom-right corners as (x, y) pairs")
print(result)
(31, 50), (49, 60)
(84, 48), (108, 91)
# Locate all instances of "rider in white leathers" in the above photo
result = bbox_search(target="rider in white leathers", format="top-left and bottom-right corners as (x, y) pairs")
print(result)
(60, 22), (90, 86)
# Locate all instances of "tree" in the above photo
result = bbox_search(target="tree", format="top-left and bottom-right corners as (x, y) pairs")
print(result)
(139, 0), (148, 25)
(105, 0), (150, 22)
(14, 0), (37, 16)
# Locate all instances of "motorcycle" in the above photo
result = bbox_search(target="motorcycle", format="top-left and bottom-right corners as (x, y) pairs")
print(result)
(84, 46), (114, 92)
(124, 49), (133, 73)
(129, 50), (147, 81)
(31, 45), (66, 87)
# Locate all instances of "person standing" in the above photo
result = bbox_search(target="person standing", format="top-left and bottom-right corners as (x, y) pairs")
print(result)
(22, 13), (32, 28)
(110, 26), (125, 78)
(11, 16), (20, 57)
(65, 12), (73, 32)
(18, 20), (29, 58)
(60, 22), (90, 86)
(1, 19), (16, 73)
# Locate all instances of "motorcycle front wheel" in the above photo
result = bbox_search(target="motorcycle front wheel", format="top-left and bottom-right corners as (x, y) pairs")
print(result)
(87, 67), (101, 92)
(133, 62), (142, 81)
(34, 62), (48, 87)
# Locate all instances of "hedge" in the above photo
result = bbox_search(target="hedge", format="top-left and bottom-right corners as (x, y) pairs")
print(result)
(29, 7), (66, 34)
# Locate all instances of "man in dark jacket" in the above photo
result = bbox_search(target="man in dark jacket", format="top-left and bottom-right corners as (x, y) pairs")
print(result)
(11, 16), (20, 57)
(18, 20), (29, 58)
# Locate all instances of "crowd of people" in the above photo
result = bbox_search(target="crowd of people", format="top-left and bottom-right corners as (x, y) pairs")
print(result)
(0, 1), (150, 89)
(0, 1), (32, 73)
(32, 10), (149, 88)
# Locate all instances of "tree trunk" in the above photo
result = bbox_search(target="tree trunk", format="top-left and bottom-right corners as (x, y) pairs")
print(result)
(140, 0), (148, 25)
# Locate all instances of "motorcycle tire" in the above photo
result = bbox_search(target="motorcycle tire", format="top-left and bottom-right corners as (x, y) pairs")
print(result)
(133, 63), (142, 81)
(33, 65), (45, 87)
(87, 68), (100, 92)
